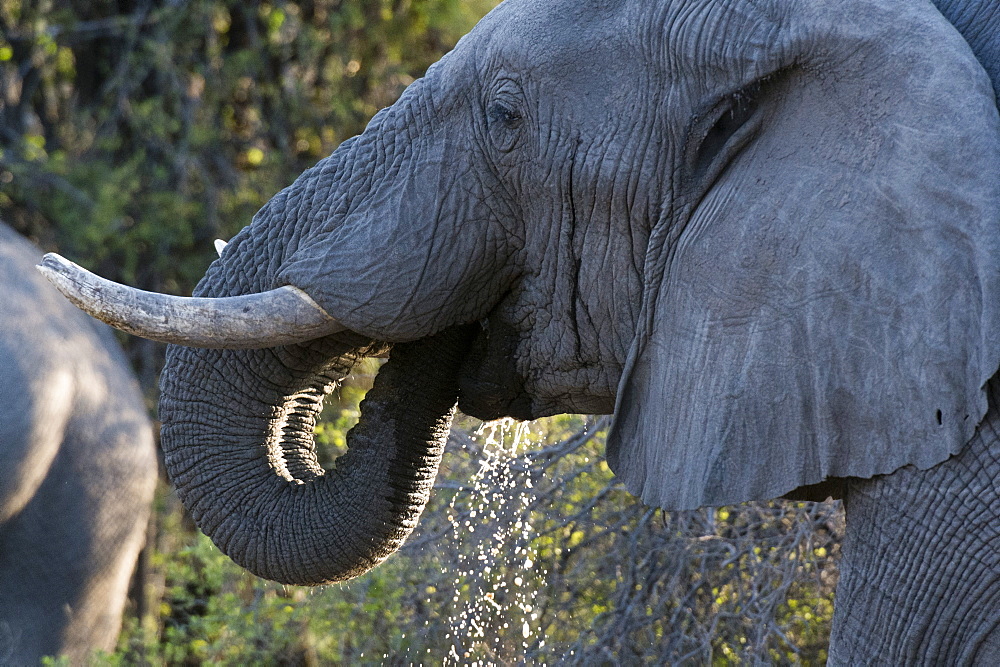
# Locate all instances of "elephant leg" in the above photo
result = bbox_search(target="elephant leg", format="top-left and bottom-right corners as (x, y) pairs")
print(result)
(829, 380), (1000, 665)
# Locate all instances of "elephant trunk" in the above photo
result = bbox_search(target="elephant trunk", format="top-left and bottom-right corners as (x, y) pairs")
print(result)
(35, 74), (501, 586)
(159, 326), (473, 585)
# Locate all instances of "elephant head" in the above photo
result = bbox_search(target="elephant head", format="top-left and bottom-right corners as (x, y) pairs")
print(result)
(40, 0), (1000, 586)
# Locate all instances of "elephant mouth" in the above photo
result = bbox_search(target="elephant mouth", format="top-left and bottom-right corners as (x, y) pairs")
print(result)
(457, 373), (535, 421)
(456, 318), (536, 422)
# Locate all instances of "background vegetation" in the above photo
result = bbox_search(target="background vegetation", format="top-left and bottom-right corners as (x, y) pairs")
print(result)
(1, 1), (842, 663)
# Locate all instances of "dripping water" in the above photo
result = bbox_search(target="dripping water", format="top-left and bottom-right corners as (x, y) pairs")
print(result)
(442, 418), (545, 666)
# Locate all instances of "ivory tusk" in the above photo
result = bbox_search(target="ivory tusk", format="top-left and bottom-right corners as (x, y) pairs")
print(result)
(36, 253), (346, 349)
(214, 239), (228, 257)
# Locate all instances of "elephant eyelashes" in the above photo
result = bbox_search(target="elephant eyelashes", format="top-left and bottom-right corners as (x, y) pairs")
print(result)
(487, 100), (523, 152)
(489, 101), (521, 128)
(687, 84), (763, 190)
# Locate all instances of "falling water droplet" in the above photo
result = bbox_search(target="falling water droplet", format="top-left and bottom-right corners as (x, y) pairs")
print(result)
(441, 419), (543, 665)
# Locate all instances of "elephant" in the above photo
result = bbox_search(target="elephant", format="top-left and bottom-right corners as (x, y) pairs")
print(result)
(36, 0), (1000, 662)
(0, 222), (157, 664)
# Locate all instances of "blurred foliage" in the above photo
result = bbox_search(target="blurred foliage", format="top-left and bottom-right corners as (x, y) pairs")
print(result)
(2, 0), (842, 663)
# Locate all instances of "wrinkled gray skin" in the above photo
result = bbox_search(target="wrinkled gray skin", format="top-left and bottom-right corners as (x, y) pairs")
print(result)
(0, 223), (157, 663)
(156, 0), (1000, 662)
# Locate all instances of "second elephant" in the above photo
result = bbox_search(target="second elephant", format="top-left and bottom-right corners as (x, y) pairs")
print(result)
(0, 222), (157, 664)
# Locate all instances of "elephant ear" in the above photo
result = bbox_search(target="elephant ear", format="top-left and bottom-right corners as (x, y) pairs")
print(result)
(607, 2), (1000, 510)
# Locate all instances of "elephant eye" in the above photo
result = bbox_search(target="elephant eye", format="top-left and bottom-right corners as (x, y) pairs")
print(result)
(489, 101), (522, 129)
(486, 94), (524, 153)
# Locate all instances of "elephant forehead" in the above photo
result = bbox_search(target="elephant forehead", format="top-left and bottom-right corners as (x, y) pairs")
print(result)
(470, 0), (642, 72)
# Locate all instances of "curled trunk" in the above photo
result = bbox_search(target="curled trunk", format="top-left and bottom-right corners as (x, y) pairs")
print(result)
(159, 326), (473, 585)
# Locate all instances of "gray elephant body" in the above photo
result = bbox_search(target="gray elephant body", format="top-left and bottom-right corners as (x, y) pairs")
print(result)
(936, 0), (1000, 94)
(38, 0), (1000, 662)
(0, 223), (157, 663)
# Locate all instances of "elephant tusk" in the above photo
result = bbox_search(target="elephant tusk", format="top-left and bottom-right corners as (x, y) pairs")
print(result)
(214, 239), (228, 257)
(36, 253), (346, 349)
